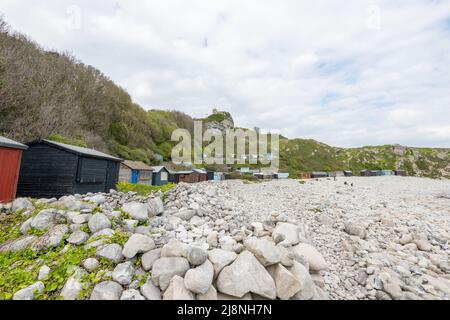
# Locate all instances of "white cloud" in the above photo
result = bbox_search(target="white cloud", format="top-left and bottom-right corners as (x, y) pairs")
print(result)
(1, 0), (450, 147)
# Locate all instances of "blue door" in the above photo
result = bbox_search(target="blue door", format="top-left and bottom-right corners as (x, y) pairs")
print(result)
(131, 170), (139, 184)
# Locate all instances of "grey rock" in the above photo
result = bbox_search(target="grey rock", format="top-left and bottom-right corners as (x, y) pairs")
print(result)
(60, 267), (87, 300)
(90, 195), (106, 205)
(148, 197), (164, 216)
(244, 237), (281, 267)
(31, 225), (69, 251)
(292, 243), (328, 272)
(152, 257), (190, 290)
(161, 239), (190, 258)
(13, 282), (44, 300)
(216, 251), (276, 299)
(122, 234), (155, 259)
(268, 264), (301, 300)
(175, 209), (196, 221)
(163, 276), (195, 300)
(0, 235), (38, 253)
(67, 231), (89, 245)
(38, 265), (51, 280)
(287, 261), (316, 300)
(197, 285), (218, 300)
(12, 198), (33, 212)
(90, 281), (123, 300)
(344, 221), (367, 239)
(70, 214), (92, 224)
(121, 289), (145, 300)
(140, 279), (161, 300)
(112, 262), (135, 285)
(208, 249), (238, 278)
(122, 202), (149, 222)
(187, 246), (208, 266)
(141, 248), (161, 271)
(31, 209), (55, 230)
(272, 223), (300, 246)
(82, 258), (100, 272)
(96, 244), (124, 263)
(88, 213), (111, 233)
(184, 260), (214, 294)
(20, 218), (33, 234)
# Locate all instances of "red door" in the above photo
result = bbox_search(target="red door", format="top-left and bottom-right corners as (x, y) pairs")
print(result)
(0, 147), (23, 203)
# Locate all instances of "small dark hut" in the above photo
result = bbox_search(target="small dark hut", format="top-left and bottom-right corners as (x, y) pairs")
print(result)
(151, 166), (170, 186)
(311, 172), (329, 178)
(17, 139), (122, 198)
(119, 160), (153, 185)
(344, 171), (353, 177)
(0, 136), (28, 203)
(394, 170), (408, 177)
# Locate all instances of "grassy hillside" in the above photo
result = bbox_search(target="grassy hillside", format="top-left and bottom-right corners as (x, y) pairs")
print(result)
(0, 17), (449, 178)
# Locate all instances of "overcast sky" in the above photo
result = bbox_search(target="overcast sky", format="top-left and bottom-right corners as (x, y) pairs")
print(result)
(1, 0), (450, 147)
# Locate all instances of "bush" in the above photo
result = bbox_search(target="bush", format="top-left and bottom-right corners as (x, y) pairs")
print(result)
(116, 182), (176, 196)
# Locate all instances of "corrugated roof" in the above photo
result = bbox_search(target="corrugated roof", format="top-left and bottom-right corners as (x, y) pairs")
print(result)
(122, 160), (153, 171)
(193, 168), (207, 174)
(169, 170), (194, 175)
(0, 136), (28, 150)
(29, 139), (122, 161)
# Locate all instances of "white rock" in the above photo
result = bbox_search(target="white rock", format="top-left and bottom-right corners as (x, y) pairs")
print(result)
(148, 197), (164, 216)
(90, 281), (123, 300)
(96, 244), (124, 263)
(244, 237), (281, 266)
(31, 210), (54, 230)
(292, 243), (328, 272)
(216, 251), (276, 299)
(207, 231), (219, 248)
(38, 265), (50, 280)
(67, 230), (89, 245)
(122, 202), (149, 222)
(152, 257), (190, 290)
(12, 198), (33, 212)
(272, 223), (300, 246)
(88, 213), (111, 233)
(141, 248), (161, 271)
(140, 279), (161, 300)
(187, 246), (208, 266)
(163, 276), (195, 300)
(121, 289), (145, 300)
(208, 249), (238, 278)
(83, 258), (100, 272)
(288, 261), (317, 300)
(197, 285), (218, 300)
(13, 282), (44, 300)
(184, 260), (214, 294)
(268, 264), (301, 300)
(161, 239), (190, 258)
(112, 262), (135, 285)
(60, 267), (87, 300)
(122, 234), (155, 259)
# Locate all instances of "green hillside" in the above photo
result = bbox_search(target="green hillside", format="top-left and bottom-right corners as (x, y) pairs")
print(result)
(1, 17), (449, 178)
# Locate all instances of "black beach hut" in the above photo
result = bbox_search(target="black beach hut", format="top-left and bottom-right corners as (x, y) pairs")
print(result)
(17, 139), (123, 198)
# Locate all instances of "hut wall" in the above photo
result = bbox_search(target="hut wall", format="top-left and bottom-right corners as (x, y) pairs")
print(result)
(0, 147), (23, 203)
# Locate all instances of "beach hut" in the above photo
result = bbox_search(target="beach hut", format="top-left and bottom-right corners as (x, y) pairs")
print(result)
(0, 136), (28, 203)
(344, 171), (353, 177)
(151, 166), (170, 186)
(311, 172), (329, 178)
(119, 160), (153, 185)
(193, 169), (208, 182)
(17, 139), (122, 198)
(169, 170), (195, 184)
(380, 170), (395, 176)
(299, 172), (312, 180)
(394, 170), (407, 177)
(275, 173), (290, 179)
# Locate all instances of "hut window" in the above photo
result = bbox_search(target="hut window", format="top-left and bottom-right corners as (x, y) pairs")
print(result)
(161, 172), (168, 181)
(140, 171), (152, 181)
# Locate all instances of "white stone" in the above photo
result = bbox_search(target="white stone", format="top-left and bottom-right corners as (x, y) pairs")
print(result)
(292, 243), (328, 272)
(184, 260), (214, 294)
(163, 276), (195, 300)
(122, 234), (155, 259)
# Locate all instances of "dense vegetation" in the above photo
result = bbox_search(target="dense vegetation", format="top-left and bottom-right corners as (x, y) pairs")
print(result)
(1, 17), (449, 178)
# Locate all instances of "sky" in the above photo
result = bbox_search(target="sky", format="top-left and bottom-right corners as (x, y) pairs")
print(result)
(1, 0), (450, 148)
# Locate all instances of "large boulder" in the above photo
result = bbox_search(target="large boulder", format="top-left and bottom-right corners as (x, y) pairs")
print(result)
(60, 267), (87, 300)
(148, 197), (164, 216)
(31, 225), (69, 251)
(13, 282), (44, 300)
(12, 198), (33, 212)
(31, 209), (55, 230)
(272, 223), (301, 246)
(163, 276), (195, 300)
(88, 213), (111, 233)
(152, 257), (190, 290)
(208, 249), (238, 278)
(288, 261), (317, 300)
(216, 251), (276, 299)
(0, 235), (38, 253)
(96, 244), (124, 264)
(122, 234), (155, 259)
(244, 237), (281, 266)
(112, 262), (135, 285)
(268, 264), (301, 300)
(122, 202), (149, 222)
(141, 248), (161, 271)
(184, 260), (214, 294)
(90, 281), (123, 300)
(140, 279), (162, 300)
(161, 239), (190, 258)
(292, 243), (328, 272)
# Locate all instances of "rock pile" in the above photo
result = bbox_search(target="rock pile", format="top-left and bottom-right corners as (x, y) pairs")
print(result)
(1, 177), (449, 300)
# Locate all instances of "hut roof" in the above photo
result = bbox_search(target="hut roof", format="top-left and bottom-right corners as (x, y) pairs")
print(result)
(27, 139), (122, 161)
(122, 160), (153, 171)
(0, 136), (28, 150)
(151, 166), (169, 173)
(193, 168), (207, 174)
